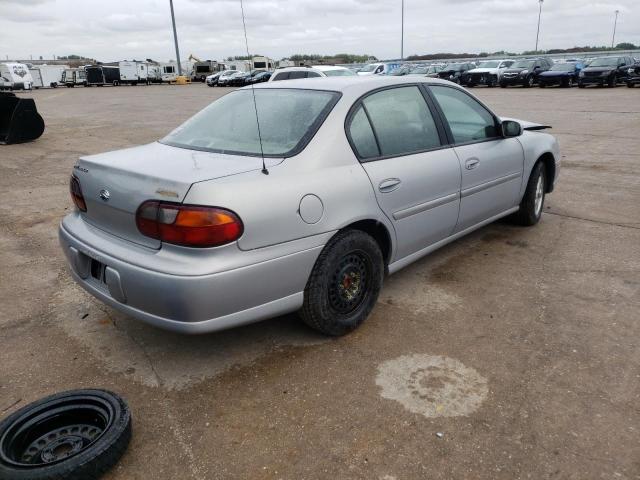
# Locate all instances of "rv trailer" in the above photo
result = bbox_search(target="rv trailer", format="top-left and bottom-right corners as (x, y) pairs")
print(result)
(30, 65), (67, 89)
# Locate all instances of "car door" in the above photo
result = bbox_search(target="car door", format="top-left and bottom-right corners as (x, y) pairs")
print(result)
(428, 85), (524, 233)
(346, 85), (462, 260)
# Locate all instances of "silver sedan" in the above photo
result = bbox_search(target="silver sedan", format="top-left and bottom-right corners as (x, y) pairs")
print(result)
(60, 76), (560, 335)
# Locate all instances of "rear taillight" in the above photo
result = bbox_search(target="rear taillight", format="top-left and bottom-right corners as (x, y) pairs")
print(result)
(70, 175), (87, 212)
(136, 201), (243, 248)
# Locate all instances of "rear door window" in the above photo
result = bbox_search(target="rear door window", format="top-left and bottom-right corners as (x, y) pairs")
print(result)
(352, 86), (442, 158)
(271, 72), (290, 81)
(348, 106), (379, 159)
(288, 71), (308, 80)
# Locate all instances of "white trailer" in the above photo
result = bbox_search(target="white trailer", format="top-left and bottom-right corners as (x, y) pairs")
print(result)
(0, 63), (34, 90)
(118, 61), (149, 85)
(30, 65), (68, 88)
(61, 68), (87, 87)
(147, 65), (162, 83)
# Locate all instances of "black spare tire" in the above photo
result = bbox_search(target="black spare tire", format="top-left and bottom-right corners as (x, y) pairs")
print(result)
(0, 389), (131, 480)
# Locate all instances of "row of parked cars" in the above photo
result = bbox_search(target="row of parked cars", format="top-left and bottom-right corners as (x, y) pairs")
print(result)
(390, 55), (640, 89)
(206, 65), (359, 87)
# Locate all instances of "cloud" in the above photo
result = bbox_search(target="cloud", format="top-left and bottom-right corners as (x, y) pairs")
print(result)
(0, 0), (638, 62)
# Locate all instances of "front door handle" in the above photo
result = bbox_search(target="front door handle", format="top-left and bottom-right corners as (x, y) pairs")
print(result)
(465, 158), (480, 170)
(379, 178), (401, 193)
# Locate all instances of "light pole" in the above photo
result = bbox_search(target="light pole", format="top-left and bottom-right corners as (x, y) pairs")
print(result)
(401, 0), (404, 60)
(611, 10), (620, 49)
(535, 0), (544, 52)
(169, 0), (183, 76)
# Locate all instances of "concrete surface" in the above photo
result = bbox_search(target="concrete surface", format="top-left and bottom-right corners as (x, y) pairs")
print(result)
(0, 83), (638, 479)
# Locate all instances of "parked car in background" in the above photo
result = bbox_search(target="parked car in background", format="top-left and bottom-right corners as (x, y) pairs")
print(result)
(217, 70), (243, 87)
(206, 71), (223, 86)
(60, 76), (559, 336)
(500, 58), (553, 88)
(538, 62), (583, 88)
(246, 71), (271, 84)
(357, 62), (402, 76)
(269, 65), (355, 82)
(627, 62), (640, 88)
(462, 59), (515, 87)
(62, 68), (87, 87)
(434, 62), (475, 84)
(578, 56), (634, 88)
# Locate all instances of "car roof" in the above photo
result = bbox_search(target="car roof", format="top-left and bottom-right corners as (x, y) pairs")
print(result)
(311, 65), (350, 71)
(247, 75), (458, 95)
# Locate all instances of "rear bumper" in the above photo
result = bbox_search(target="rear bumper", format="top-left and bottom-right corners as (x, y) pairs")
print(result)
(59, 215), (328, 334)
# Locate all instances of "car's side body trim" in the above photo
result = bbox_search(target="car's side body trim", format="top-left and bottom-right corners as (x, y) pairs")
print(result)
(393, 192), (459, 220)
(461, 171), (522, 198)
(388, 206), (520, 274)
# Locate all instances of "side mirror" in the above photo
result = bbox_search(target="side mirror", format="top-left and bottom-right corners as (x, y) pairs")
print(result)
(502, 120), (522, 138)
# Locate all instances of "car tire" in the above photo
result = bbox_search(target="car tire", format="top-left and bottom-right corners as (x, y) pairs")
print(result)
(500, 82), (507, 88)
(511, 162), (546, 227)
(578, 82), (586, 88)
(524, 76), (534, 88)
(628, 82), (635, 88)
(607, 76), (616, 88)
(0, 389), (131, 480)
(299, 229), (384, 336)
(539, 83), (546, 88)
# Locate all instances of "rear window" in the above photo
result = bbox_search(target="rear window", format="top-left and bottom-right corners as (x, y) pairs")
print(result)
(161, 89), (340, 157)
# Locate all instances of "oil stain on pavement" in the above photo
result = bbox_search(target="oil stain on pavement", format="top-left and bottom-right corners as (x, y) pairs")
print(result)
(376, 354), (488, 418)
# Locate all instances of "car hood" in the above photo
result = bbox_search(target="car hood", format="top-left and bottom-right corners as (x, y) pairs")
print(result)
(503, 68), (527, 74)
(540, 70), (572, 77)
(583, 67), (615, 73)
(467, 68), (498, 74)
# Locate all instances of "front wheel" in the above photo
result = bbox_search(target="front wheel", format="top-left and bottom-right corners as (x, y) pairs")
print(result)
(511, 162), (546, 226)
(299, 230), (384, 336)
(607, 76), (616, 88)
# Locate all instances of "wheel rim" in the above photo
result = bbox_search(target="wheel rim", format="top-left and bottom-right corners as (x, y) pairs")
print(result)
(0, 397), (114, 468)
(534, 174), (544, 216)
(328, 250), (371, 315)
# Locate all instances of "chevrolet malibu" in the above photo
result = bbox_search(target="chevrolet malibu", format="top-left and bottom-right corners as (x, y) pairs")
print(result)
(60, 77), (560, 336)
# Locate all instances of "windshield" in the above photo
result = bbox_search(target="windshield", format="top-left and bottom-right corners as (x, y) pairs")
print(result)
(323, 69), (356, 77)
(161, 89), (340, 157)
(478, 61), (500, 68)
(359, 64), (378, 72)
(511, 60), (535, 69)
(588, 57), (619, 67)
(444, 63), (465, 70)
(550, 63), (576, 71)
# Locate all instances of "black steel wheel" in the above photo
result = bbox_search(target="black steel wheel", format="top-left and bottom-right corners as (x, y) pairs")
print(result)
(0, 390), (131, 480)
(300, 230), (384, 336)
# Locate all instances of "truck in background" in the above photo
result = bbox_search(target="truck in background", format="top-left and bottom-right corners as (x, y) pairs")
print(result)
(30, 65), (68, 88)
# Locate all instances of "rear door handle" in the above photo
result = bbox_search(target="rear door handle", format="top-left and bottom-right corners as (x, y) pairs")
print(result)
(465, 158), (480, 170)
(379, 178), (402, 193)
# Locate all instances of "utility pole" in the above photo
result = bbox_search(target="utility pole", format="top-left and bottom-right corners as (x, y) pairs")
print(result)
(611, 10), (620, 49)
(400, 0), (404, 60)
(169, 0), (183, 76)
(535, 0), (544, 52)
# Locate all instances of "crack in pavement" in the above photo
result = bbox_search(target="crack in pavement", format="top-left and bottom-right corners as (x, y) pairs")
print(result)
(544, 212), (640, 230)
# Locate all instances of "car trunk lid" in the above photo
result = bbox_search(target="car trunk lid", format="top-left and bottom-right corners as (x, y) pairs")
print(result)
(75, 142), (278, 249)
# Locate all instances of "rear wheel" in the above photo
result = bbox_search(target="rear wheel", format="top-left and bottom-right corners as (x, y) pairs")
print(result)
(628, 82), (635, 88)
(299, 230), (383, 336)
(500, 81), (507, 88)
(511, 162), (546, 226)
(607, 76), (616, 88)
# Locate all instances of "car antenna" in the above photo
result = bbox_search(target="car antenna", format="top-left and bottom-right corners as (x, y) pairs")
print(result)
(240, 0), (269, 175)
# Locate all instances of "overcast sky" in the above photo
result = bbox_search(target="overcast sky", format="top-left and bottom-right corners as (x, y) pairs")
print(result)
(1, 0), (638, 62)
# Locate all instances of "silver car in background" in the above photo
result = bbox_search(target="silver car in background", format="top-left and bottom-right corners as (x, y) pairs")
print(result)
(60, 77), (560, 335)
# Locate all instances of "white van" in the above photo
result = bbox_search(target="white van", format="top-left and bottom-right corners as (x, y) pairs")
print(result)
(160, 64), (178, 83)
(30, 65), (67, 88)
(357, 62), (402, 76)
(0, 63), (34, 90)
